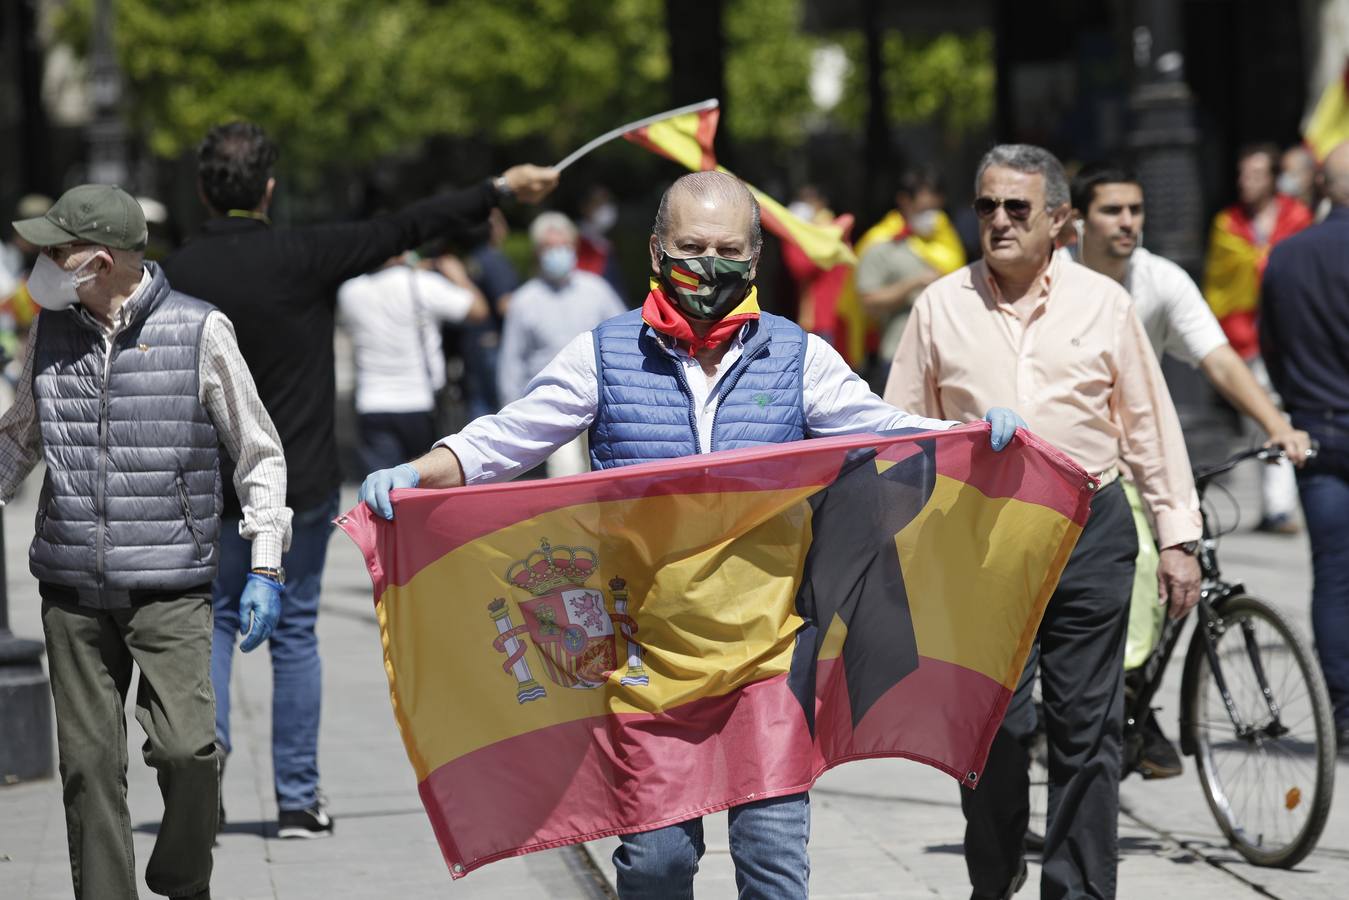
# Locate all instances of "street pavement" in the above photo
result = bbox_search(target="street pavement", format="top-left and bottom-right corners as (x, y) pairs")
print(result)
(2, 459), (1346, 899)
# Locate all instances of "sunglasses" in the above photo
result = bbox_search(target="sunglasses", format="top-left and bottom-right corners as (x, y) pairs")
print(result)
(973, 196), (1035, 221)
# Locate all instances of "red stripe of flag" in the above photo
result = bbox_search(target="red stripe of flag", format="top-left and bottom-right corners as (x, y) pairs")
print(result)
(669, 266), (699, 286)
(695, 107), (719, 170)
(418, 656), (1006, 878)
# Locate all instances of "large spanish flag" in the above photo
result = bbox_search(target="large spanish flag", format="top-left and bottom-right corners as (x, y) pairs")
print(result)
(624, 104), (857, 270)
(338, 425), (1091, 878)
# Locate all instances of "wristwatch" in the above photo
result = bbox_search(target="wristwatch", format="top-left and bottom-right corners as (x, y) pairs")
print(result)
(251, 566), (286, 585)
(491, 174), (514, 203)
(1172, 541), (1200, 556)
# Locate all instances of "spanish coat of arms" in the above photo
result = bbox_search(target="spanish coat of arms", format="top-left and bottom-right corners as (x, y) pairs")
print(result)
(487, 539), (648, 703)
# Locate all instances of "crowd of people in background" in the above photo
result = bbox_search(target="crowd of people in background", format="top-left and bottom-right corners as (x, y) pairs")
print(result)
(2, 137), (1327, 481)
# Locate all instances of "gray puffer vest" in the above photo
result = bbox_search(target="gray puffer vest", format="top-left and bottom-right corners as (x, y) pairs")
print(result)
(29, 263), (222, 604)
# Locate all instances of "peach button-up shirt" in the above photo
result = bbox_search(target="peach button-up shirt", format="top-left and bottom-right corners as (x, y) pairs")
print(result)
(884, 253), (1201, 548)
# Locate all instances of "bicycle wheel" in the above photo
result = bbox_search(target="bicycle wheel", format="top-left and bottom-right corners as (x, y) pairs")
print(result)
(1182, 595), (1336, 868)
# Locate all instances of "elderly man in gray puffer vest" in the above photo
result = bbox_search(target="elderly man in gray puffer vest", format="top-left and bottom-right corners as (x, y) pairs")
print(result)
(2, 184), (291, 900)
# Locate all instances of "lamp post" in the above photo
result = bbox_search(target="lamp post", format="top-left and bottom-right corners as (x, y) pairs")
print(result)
(1126, 0), (1203, 274)
(86, 0), (128, 187)
(0, 507), (53, 783)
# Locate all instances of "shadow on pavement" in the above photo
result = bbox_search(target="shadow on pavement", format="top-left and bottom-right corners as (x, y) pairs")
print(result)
(132, 820), (270, 838)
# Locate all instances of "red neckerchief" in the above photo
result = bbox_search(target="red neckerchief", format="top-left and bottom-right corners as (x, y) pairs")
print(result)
(641, 282), (760, 354)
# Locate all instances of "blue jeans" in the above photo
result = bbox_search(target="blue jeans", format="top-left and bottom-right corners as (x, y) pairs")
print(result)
(357, 411), (435, 474)
(1293, 412), (1349, 729)
(611, 793), (810, 900)
(210, 491), (339, 811)
(460, 321), (500, 421)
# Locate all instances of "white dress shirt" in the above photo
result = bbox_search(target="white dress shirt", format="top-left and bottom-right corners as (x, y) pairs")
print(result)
(441, 324), (956, 484)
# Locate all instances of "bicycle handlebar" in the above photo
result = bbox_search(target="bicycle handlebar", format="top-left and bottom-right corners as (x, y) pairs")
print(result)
(1193, 441), (1320, 492)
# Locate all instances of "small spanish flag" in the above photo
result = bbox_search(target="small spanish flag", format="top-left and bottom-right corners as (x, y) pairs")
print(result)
(338, 425), (1090, 878)
(667, 265), (700, 290)
(624, 105), (857, 270)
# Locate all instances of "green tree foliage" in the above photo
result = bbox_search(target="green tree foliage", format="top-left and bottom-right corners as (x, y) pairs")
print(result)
(56, 0), (823, 175)
(58, 0), (670, 171)
(723, 0), (816, 146)
(830, 30), (995, 138)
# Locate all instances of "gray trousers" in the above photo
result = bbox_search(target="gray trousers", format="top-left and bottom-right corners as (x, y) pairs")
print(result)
(41, 594), (218, 900)
(960, 481), (1137, 900)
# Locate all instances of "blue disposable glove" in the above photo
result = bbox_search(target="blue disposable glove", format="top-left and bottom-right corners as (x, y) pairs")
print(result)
(983, 407), (1028, 452)
(359, 463), (420, 520)
(239, 573), (282, 653)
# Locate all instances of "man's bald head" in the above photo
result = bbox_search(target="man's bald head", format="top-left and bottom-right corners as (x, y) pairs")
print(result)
(1322, 141), (1349, 206)
(652, 171), (762, 257)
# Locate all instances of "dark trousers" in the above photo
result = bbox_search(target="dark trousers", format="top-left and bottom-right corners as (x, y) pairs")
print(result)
(357, 411), (436, 474)
(1293, 411), (1349, 729)
(41, 594), (218, 900)
(961, 480), (1136, 900)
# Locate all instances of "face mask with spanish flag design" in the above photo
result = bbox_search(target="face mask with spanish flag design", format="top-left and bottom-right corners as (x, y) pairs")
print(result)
(657, 250), (754, 321)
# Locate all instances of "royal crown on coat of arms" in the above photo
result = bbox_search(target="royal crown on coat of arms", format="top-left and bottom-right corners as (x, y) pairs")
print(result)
(487, 539), (648, 704)
(505, 540), (598, 595)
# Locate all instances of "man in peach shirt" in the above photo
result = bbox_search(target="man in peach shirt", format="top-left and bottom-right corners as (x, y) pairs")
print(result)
(885, 144), (1201, 900)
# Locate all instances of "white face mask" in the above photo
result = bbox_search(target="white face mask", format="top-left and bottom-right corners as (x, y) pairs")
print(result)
(27, 250), (104, 311)
(1276, 172), (1305, 198)
(909, 208), (939, 239)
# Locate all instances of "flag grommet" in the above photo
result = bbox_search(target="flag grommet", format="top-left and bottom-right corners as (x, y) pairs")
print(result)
(966, 771), (979, 784)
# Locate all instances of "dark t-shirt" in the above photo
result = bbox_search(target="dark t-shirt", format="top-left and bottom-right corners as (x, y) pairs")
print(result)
(163, 182), (497, 516)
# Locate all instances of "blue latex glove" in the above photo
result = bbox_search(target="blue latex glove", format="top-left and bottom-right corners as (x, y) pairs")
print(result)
(358, 463), (420, 520)
(239, 573), (282, 653)
(983, 407), (1028, 452)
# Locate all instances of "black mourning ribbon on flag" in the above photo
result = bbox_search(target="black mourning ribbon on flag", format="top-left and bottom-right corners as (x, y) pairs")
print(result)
(786, 437), (937, 733)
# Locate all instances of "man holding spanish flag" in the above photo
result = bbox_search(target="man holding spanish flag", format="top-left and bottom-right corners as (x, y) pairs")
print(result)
(360, 170), (1028, 898)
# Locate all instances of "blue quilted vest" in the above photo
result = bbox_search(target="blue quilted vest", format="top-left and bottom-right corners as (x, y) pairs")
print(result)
(589, 309), (807, 469)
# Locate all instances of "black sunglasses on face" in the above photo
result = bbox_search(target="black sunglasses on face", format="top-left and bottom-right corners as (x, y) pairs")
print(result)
(973, 196), (1034, 221)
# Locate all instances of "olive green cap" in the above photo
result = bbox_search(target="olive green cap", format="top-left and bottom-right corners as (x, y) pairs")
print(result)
(11, 184), (148, 250)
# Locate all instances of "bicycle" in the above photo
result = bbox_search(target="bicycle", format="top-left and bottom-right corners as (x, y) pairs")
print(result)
(1027, 446), (1336, 868)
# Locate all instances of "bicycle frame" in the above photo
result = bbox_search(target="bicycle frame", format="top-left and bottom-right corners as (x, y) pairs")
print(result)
(1126, 447), (1291, 761)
